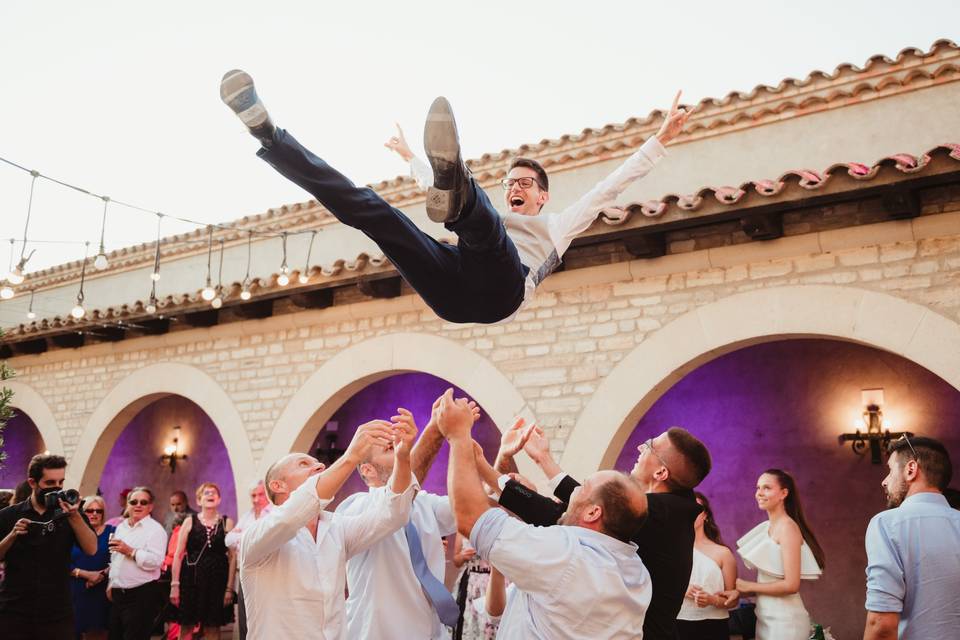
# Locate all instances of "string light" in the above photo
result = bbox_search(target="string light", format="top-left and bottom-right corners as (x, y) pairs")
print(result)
(8, 170), (40, 285)
(277, 232), (290, 286)
(240, 231), (253, 300)
(1, 240), (15, 299)
(71, 242), (89, 319)
(26, 289), (36, 319)
(211, 239), (224, 309)
(146, 281), (158, 315)
(150, 214), (163, 282)
(201, 226), (216, 301)
(93, 196), (110, 270)
(299, 230), (317, 284)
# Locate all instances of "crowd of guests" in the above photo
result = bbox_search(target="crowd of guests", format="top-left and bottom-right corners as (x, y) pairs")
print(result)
(0, 388), (958, 639)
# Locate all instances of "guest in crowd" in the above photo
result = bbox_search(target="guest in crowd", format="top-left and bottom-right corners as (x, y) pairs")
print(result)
(13, 480), (32, 505)
(677, 492), (738, 640)
(163, 519), (189, 640)
(864, 435), (960, 639)
(736, 469), (824, 640)
(437, 389), (652, 639)
(70, 495), (114, 640)
(498, 423), (710, 640)
(164, 491), (196, 538)
(170, 483), (236, 640)
(337, 406), (461, 640)
(107, 486), (168, 640)
(239, 418), (418, 639)
(105, 488), (132, 527)
(0, 490), (13, 510)
(0, 453), (97, 640)
(224, 480), (271, 640)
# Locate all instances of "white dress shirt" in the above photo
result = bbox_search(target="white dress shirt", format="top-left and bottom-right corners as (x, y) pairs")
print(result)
(224, 504), (273, 550)
(470, 509), (651, 639)
(411, 136), (666, 322)
(239, 475), (417, 640)
(337, 488), (457, 640)
(108, 516), (168, 589)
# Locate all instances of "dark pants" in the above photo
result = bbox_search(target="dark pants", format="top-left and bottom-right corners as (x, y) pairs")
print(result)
(677, 617), (730, 640)
(237, 582), (247, 640)
(108, 581), (162, 640)
(0, 612), (74, 640)
(258, 129), (528, 324)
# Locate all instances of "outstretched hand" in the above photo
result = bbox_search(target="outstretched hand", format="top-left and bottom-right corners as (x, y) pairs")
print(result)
(384, 123), (414, 162)
(391, 408), (419, 458)
(655, 91), (696, 146)
(436, 388), (477, 441)
(498, 417), (538, 460)
(345, 419), (396, 463)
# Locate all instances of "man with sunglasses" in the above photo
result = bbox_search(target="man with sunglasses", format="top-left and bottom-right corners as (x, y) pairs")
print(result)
(106, 486), (168, 640)
(864, 435), (960, 639)
(0, 454), (96, 640)
(221, 70), (691, 324)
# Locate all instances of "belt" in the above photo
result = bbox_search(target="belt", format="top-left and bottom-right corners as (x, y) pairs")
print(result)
(110, 580), (157, 595)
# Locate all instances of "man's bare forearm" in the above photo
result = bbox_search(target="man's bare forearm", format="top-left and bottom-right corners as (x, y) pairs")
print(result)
(493, 452), (518, 475)
(411, 421), (444, 485)
(315, 453), (361, 500)
(448, 437), (491, 537)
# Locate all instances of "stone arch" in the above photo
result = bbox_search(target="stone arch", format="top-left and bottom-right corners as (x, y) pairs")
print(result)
(263, 332), (535, 475)
(68, 362), (256, 513)
(562, 284), (960, 479)
(4, 380), (64, 455)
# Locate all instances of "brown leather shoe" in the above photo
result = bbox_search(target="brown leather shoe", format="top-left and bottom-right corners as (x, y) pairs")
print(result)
(423, 96), (471, 223)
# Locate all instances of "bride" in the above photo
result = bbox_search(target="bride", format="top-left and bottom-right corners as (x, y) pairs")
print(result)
(736, 469), (825, 640)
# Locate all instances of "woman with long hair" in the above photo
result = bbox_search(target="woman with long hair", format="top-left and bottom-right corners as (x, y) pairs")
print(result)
(736, 469), (825, 640)
(676, 493), (739, 639)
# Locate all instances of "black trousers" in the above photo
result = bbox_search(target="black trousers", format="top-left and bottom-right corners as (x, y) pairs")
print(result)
(258, 129), (528, 324)
(676, 617), (730, 640)
(0, 611), (74, 640)
(108, 581), (162, 640)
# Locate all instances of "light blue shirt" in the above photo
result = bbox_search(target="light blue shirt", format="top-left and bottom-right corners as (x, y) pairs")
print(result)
(471, 508), (651, 640)
(864, 492), (960, 639)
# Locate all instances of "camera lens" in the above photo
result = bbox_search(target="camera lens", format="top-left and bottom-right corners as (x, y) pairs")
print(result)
(62, 489), (80, 505)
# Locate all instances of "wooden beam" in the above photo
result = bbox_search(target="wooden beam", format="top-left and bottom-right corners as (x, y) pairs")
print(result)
(13, 338), (47, 355)
(137, 318), (170, 336)
(358, 277), (402, 299)
(233, 299), (274, 320)
(289, 289), (334, 309)
(51, 333), (85, 349)
(182, 310), (219, 327)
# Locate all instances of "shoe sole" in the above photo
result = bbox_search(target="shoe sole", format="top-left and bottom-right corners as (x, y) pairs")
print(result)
(424, 96), (463, 223)
(220, 69), (269, 129)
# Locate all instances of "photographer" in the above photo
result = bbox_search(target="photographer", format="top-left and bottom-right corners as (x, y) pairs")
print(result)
(0, 453), (97, 640)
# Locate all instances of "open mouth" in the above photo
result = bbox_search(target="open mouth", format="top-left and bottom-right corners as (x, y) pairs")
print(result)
(509, 196), (525, 208)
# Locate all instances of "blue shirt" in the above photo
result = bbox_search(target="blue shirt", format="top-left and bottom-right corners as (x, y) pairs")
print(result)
(864, 492), (960, 639)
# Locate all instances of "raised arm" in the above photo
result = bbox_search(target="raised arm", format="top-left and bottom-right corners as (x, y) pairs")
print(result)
(436, 389), (489, 537)
(385, 122), (433, 189)
(411, 395), (480, 484)
(493, 417), (536, 475)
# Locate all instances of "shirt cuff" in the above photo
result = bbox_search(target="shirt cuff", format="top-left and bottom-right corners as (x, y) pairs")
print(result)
(639, 135), (667, 163)
(497, 475), (511, 491)
(546, 472), (568, 493)
(865, 589), (904, 613)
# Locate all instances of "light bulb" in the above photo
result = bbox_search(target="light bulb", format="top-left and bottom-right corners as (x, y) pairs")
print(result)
(145, 302), (157, 314)
(211, 296), (223, 309)
(150, 271), (161, 282)
(240, 288), (251, 301)
(94, 253), (109, 271)
(0, 285), (13, 300)
(201, 286), (216, 301)
(163, 444), (177, 456)
(277, 273), (290, 286)
(70, 304), (86, 319)
(7, 269), (23, 285)
(27, 310), (36, 320)
(298, 273), (309, 284)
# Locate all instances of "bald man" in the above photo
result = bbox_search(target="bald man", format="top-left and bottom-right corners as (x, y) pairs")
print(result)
(239, 418), (418, 639)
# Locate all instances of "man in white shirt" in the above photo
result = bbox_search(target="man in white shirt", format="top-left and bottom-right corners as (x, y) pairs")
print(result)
(220, 69), (692, 325)
(225, 480), (272, 640)
(239, 418), (419, 640)
(106, 486), (168, 640)
(337, 402), (479, 640)
(435, 389), (653, 639)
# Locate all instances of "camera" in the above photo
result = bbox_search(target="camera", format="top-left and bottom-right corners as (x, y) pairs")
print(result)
(43, 488), (81, 511)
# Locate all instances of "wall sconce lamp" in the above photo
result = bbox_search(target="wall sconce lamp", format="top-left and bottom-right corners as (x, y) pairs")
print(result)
(160, 425), (188, 473)
(838, 388), (913, 464)
(314, 421), (346, 466)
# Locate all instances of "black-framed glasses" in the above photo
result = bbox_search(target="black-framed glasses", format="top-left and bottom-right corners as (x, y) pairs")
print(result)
(127, 499), (151, 506)
(500, 177), (543, 191)
(897, 433), (918, 458)
(84, 508), (104, 514)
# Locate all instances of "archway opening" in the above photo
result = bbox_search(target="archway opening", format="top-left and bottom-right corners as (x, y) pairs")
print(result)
(613, 338), (960, 640)
(304, 372), (502, 505)
(0, 409), (45, 489)
(96, 395), (238, 526)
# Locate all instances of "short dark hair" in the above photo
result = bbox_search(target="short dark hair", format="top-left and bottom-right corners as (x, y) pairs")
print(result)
(170, 490), (188, 501)
(128, 486), (155, 503)
(889, 435), (953, 491)
(509, 157), (549, 191)
(665, 427), (712, 490)
(594, 473), (647, 543)
(27, 453), (67, 483)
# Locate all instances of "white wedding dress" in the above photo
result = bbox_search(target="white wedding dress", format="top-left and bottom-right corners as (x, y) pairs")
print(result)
(737, 522), (822, 640)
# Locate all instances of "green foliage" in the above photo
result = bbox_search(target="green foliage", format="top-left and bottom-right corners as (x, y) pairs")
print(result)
(0, 329), (14, 469)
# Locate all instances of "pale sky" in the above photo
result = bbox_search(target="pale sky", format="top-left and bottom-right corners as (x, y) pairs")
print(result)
(1, 1), (957, 273)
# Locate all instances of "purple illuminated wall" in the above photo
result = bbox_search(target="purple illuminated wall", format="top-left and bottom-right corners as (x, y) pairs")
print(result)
(0, 411), (44, 489)
(99, 396), (237, 524)
(616, 339), (960, 638)
(308, 373), (502, 503)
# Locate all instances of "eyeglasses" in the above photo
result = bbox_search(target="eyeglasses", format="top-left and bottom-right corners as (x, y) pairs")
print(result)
(897, 434), (918, 458)
(500, 177), (544, 191)
(84, 508), (104, 514)
(641, 438), (671, 470)
(127, 499), (151, 506)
